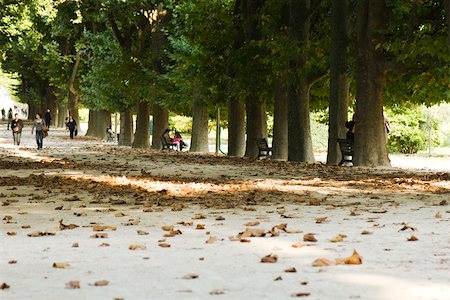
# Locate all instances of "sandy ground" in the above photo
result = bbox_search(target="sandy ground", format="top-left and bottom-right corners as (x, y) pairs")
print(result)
(1, 124), (450, 300)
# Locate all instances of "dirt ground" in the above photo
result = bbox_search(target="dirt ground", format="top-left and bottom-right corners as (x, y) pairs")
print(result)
(1, 125), (449, 300)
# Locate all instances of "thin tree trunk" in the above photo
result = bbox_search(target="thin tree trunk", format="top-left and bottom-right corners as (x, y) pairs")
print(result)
(245, 98), (267, 158)
(119, 110), (133, 146)
(273, 77), (288, 160)
(68, 51), (81, 125)
(354, 0), (390, 166)
(287, 0), (315, 163)
(327, 0), (350, 165)
(133, 100), (150, 149)
(57, 101), (67, 127)
(151, 103), (169, 150)
(190, 83), (209, 153)
(227, 97), (246, 157)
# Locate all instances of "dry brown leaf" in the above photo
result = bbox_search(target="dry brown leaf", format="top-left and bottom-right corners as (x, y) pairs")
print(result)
(312, 258), (336, 267)
(291, 243), (303, 248)
(329, 234), (346, 243)
(72, 242), (79, 247)
(93, 225), (117, 231)
(336, 250), (363, 265)
(206, 236), (217, 244)
(291, 292), (311, 297)
(435, 212), (442, 218)
(196, 224), (205, 230)
(7, 232), (17, 236)
(284, 267), (297, 273)
(261, 254), (278, 263)
(137, 230), (149, 235)
(27, 231), (55, 237)
(182, 273), (199, 279)
(53, 262), (70, 269)
(21, 224), (31, 229)
(303, 233), (317, 242)
(315, 217), (328, 224)
(122, 219), (140, 226)
(209, 290), (225, 295)
(90, 233), (108, 239)
(215, 216), (225, 221)
(399, 224), (417, 231)
(407, 235), (419, 241)
(99, 243), (110, 247)
(240, 238), (251, 243)
(129, 244), (147, 250)
(8, 260), (17, 264)
(0, 283), (10, 290)
(177, 221), (193, 226)
(164, 229), (182, 237)
(66, 281), (80, 289)
(244, 221), (260, 227)
(240, 228), (266, 238)
(192, 214), (206, 220)
(361, 230), (372, 235)
(274, 276), (283, 281)
(114, 212), (126, 217)
(158, 243), (171, 248)
(94, 280), (109, 286)
(59, 219), (79, 230)
(162, 225), (174, 231)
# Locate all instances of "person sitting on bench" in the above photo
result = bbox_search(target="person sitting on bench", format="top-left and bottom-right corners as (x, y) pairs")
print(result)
(162, 128), (180, 151)
(174, 131), (188, 150)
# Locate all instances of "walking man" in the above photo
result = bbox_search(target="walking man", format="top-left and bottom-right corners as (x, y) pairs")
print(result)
(44, 109), (52, 128)
(7, 108), (13, 130)
(11, 113), (24, 146)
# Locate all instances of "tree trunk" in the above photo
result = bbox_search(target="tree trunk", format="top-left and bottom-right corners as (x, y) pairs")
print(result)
(190, 83), (210, 153)
(57, 101), (67, 127)
(151, 103), (169, 150)
(272, 77), (289, 160)
(85, 110), (95, 136)
(119, 110), (133, 146)
(245, 98), (267, 158)
(132, 100), (150, 149)
(95, 110), (111, 139)
(227, 97), (246, 157)
(354, 0), (390, 166)
(287, 0), (315, 163)
(327, 0), (350, 165)
(67, 51), (81, 125)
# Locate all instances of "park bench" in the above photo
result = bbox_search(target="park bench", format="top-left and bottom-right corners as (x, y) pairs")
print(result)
(106, 128), (115, 142)
(337, 138), (354, 165)
(161, 136), (178, 151)
(256, 138), (272, 159)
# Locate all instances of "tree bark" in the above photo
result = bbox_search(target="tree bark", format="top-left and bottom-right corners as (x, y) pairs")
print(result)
(245, 98), (267, 158)
(67, 51), (81, 125)
(85, 110), (95, 136)
(354, 0), (390, 166)
(132, 100), (150, 149)
(151, 103), (169, 150)
(227, 97), (246, 157)
(86, 110), (111, 139)
(119, 110), (133, 146)
(287, 0), (315, 163)
(190, 83), (210, 153)
(327, 0), (350, 165)
(57, 101), (67, 127)
(272, 77), (289, 160)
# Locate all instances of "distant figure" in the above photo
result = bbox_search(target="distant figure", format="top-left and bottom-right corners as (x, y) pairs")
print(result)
(162, 128), (180, 151)
(345, 120), (355, 140)
(31, 113), (46, 151)
(44, 109), (52, 128)
(67, 116), (77, 139)
(1, 108), (5, 121)
(174, 131), (188, 150)
(11, 113), (24, 146)
(7, 108), (13, 130)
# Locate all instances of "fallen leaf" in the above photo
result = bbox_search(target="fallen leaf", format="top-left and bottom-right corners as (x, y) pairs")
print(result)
(196, 224), (205, 230)
(215, 216), (225, 221)
(291, 292), (311, 297)
(0, 283), (10, 290)
(159, 243), (171, 248)
(115, 212), (126, 217)
(261, 254), (278, 263)
(21, 224), (31, 229)
(129, 244), (147, 250)
(398, 224), (416, 231)
(137, 230), (149, 235)
(291, 243), (303, 248)
(99, 243), (110, 247)
(303, 233), (317, 242)
(240, 238), (251, 243)
(244, 221), (260, 227)
(177, 221), (193, 226)
(274, 276), (283, 281)
(312, 258), (336, 267)
(181, 273), (199, 279)
(7, 232), (16, 236)
(72, 242), (79, 247)
(122, 219), (140, 226)
(8, 260), (17, 264)
(407, 235), (419, 241)
(206, 236), (217, 244)
(94, 280), (109, 286)
(329, 234), (346, 243)
(209, 290), (225, 295)
(59, 219), (79, 230)
(66, 281), (80, 289)
(164, 229), (182, 237)
(315, 217), (328, 224)
(240, 228), (266, 238)
(90, 233), (108, 238)
(336, 250), (363, 265)
(284, 267), (297, 273)
(192, 214), (206, 220)
(53, 262), (70, 269)
(361, 230), (372, 235)
(27, 231), (55, 237)
(162, 225), (174, 231)
(435, 212), (442, 218)
(93, 225), (117, 231)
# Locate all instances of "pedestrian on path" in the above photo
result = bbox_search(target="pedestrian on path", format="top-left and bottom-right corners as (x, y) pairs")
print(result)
(44, 109), (52, 128)
(7, 108), (13, 130)
(31, 113), (46, 151)
(11, 113), (24, 146)
(1, 108), (5, 121)
(67, 116), (77, 139)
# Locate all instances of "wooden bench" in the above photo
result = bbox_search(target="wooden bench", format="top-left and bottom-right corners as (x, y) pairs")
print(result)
(337, 138), (354, 165)
(161, 136), (178, 151)
(256, 138), (272, 159)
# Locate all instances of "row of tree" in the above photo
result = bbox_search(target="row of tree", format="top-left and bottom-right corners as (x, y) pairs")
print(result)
(0, 0), (448, 166)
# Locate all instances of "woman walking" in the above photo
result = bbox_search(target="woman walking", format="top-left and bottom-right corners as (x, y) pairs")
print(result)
(31, 113), (46, 151)
(67, 116), (77, 139)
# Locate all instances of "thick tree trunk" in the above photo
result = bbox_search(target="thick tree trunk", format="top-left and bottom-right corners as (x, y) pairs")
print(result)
(132, 100), (150, 149)
(85, 110), (95, 136)
(272, 77), (289, 160)
(327, 0), (350, 165)
(95, 110), (111, 139)
(227, 97), (246, 157)
(67, 51), (81, 125)
(245, 98), (267, 158)
(151, 103), (169, 150)
(354, 0), (390, 166)
(190, 83), (209, 153)
(287, 0), (315, 163)
(119, 110), (133, 146)
(57, 101), (67, 128)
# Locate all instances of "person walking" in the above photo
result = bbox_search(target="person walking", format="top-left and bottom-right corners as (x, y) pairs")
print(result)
(67, 116), (77, 139)
(31, 113), (46, 151)
(11, 113), (24, 146)
(7, 108), (13, 130)
(44, 109), (52, 128)
(1, 108), (5, 121)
